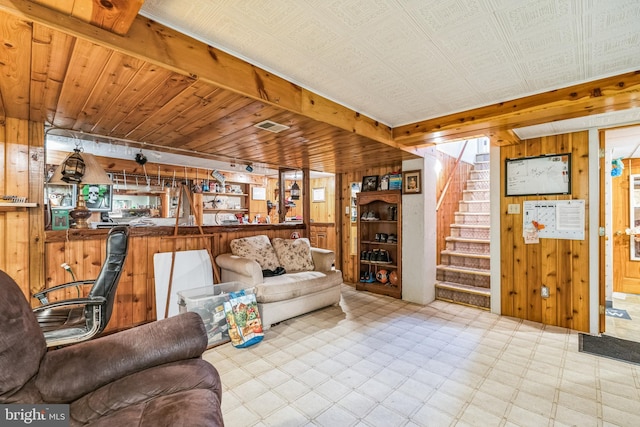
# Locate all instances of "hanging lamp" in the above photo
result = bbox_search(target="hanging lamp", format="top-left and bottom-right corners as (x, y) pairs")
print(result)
(290, 171), (300, 200)
(60, 147), (86, 183)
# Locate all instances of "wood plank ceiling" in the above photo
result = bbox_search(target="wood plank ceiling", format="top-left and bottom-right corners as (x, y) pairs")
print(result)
(1, 1), (415, 174)
(1, 0), (639, 174)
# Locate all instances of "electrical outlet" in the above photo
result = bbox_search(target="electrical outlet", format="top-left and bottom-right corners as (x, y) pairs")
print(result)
(541, 285), (550, 298)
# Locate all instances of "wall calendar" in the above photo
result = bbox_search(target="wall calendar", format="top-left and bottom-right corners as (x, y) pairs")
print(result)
(523, 200), (585, 242)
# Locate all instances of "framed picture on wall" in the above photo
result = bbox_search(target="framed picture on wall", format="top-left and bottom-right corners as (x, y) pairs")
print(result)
(403, 170), (421, 194)
(362, 175), (378, 192)
(312, 187), (325, 202)
(82, 183), (112, 211)
(252, 186), (267, 200)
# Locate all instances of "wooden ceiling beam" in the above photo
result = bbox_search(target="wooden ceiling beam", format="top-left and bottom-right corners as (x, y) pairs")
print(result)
(394, 71), (640, 148)
(1, 0), (395, 148)
(28, 0), (145, 36)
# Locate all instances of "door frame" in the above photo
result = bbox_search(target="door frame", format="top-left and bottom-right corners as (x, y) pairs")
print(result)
(599, 129), (606, 333)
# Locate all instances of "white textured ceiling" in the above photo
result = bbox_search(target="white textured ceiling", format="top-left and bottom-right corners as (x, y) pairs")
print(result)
(140, 0), (640, 128)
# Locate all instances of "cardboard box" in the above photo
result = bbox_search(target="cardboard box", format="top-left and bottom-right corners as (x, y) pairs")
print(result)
(177, 282), (247, 347)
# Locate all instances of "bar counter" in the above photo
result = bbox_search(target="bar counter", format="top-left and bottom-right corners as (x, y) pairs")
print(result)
(45, 223), (306, 242)
(42, 223), (308, 333)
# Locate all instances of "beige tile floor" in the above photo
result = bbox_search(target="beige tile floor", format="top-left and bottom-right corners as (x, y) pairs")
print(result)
(606, 293), (640, 343)
(203, 285), (640, 426)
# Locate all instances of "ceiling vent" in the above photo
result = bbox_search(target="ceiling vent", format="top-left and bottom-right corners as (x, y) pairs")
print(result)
(254, 120), (290, 133)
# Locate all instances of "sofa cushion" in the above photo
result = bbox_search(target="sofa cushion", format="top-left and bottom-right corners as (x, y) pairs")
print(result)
(254, 270), (343, 303)
(271, 238), (315, 272)
(230, 235), (280, 271)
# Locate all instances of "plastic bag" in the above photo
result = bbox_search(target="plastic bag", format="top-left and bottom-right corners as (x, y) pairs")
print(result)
(223, 290), (264, 348)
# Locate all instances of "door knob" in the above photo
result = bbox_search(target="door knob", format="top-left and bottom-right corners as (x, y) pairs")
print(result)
(615, 230), (624, 236)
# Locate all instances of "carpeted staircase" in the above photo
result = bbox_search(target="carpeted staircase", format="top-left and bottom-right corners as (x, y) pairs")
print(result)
(435, 153), (490, 309)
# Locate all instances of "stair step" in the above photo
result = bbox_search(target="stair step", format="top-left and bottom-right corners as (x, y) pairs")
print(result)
(445, 236), (490, 244)
(454, 211), (490, 225)
(466, 179), (489, 190)
(437, 267), (491, 288)
(455, 211), (488, 216)
(450, 224), (490, 239)
(435, 281), (490, 310)
(475, 153), (490, 162)
(436, 265), (491, 276)
(462, 189), (490, 201)
(441, 250), (490, 259)
(458, 200), (490, 213)
(473, 161), (490, 171)
(469, 170), (489, 180)
(450, 224), (489, 229)
(440, 250), (490, 269)
(445, 237), (490, 255)
(436, 266), (491, 288)
(436, 281), (491, 295)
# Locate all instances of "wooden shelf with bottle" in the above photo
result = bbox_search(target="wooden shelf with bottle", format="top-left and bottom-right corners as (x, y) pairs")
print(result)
(113, 190), (166, 197)
(193, 183), (249, 225)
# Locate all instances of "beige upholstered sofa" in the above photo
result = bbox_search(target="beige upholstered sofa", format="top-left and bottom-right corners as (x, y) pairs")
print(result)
(215, 235), (343, 328)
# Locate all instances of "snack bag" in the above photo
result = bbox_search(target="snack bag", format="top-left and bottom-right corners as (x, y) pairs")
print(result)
(223, 290), (264, 348)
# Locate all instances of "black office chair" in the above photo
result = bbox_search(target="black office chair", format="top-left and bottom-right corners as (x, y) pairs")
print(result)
(33, 226), (130, 347)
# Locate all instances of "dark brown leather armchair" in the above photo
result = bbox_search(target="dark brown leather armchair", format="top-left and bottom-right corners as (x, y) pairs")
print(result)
(0, 270), (224, 426)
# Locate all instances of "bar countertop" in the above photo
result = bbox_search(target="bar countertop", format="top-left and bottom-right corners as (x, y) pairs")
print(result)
(45, 223), (307, 242)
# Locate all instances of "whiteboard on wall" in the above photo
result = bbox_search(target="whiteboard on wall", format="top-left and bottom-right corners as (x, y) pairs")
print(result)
(506, 153), (571, 196)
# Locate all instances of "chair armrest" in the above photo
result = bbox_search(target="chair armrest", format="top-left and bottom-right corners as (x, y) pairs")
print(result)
(36, 311), (208, 403)
(311, 247), (335, 271)
(32, 296), (106, 312)
(215, 253), (263, 285)
(33, 280), (94, 304)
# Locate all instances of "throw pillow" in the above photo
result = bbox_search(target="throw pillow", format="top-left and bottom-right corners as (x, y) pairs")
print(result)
(271, 237), (315, 272)
(230, 235), (280, 270)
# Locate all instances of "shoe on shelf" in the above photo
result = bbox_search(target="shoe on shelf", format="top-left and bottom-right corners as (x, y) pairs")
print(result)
(366, 211), (377, 221)
(360, 271), (366, 282)
(379, 233), (388, 243)
(366, 272), (376, 283)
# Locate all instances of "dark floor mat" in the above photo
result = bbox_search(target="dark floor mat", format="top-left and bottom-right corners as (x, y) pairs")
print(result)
(579, 333), (640, 365)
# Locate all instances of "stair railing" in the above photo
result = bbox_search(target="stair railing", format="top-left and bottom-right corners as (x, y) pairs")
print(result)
(436, 139), (469, 212)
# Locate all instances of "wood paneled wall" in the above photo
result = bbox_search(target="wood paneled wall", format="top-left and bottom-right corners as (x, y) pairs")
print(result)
(500, 131), (590, 332)
(337, 164), (402, 283)
(310, 176), (336, 223)
(0, 119), (45, 300)
(435, 151), (474, 264)
(1, 118), (595, 334)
